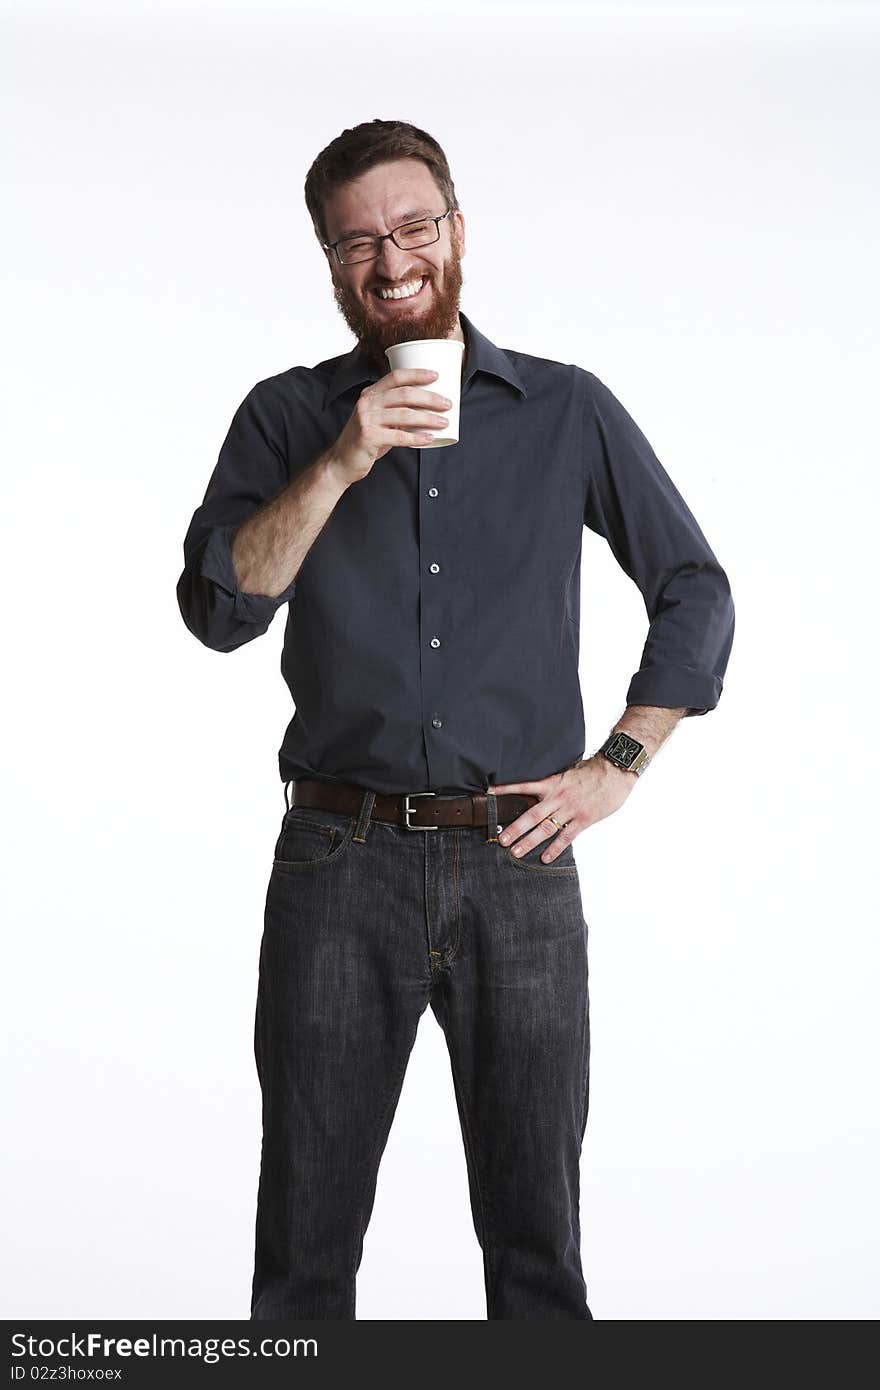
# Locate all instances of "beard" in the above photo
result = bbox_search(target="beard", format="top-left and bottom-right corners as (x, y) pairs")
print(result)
(331, 232), (466, 374)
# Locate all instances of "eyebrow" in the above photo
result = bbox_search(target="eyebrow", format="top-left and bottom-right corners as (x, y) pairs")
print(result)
(334, 208), (434, 241)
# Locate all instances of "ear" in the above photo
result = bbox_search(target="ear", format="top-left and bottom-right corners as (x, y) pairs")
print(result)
(453, 209), (466, 258)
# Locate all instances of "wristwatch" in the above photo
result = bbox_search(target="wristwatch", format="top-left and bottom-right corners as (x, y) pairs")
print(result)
(599, 731), (651, 776)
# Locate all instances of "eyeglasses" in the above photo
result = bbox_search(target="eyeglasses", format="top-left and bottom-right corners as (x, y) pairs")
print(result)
(323, 208), (452, 266)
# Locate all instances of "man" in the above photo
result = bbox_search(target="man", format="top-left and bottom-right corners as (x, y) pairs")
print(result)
(176, 120), (735, 1321)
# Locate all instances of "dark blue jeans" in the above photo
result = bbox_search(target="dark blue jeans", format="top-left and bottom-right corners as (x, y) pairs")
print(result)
(250, 785), (592, 1320)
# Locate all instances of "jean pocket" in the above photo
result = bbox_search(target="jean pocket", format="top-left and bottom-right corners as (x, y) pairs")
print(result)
(502, 836), (579, 874)
(272, 808), (354, 872)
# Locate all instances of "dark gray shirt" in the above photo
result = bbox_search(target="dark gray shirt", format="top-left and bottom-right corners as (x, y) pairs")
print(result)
(176, 311), (735, 794)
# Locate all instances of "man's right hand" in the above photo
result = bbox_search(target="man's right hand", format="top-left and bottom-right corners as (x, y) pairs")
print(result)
(327, 368), (452, 487)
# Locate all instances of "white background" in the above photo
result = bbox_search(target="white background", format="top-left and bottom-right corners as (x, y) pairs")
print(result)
(2, 0), (877, 1320)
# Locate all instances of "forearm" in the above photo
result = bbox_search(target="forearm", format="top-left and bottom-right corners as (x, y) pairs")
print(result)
(567, 704), (687, 781)
(605, 704), (688, 758)
(230, 447), (352, 598)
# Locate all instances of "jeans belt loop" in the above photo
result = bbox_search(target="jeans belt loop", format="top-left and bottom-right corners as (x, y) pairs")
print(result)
(353, 789), (376, 843)
(486, 788), (499, 842)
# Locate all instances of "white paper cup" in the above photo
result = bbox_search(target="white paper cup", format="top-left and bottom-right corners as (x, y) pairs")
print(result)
(384, 337), (465, 448)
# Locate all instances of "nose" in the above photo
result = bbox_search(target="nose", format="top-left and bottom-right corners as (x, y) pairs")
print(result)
(373, 237), (421, 281)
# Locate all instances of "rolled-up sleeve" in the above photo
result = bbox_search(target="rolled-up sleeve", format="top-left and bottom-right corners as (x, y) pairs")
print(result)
(176, 382), (298, 652)
(582, 372), (735, 716)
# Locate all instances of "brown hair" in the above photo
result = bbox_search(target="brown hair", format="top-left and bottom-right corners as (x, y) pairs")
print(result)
(304, 119), (460, 249)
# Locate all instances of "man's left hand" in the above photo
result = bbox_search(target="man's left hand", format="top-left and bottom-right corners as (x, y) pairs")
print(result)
(488, 754), (637, 863)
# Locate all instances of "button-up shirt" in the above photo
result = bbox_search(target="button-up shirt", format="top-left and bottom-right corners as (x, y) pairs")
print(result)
(176, 311), (735, 794)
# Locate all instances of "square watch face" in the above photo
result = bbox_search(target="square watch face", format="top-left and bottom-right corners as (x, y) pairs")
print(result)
(607, 732), (641, 766)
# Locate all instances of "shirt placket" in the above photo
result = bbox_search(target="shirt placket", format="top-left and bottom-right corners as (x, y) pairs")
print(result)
(417, 450), (449, 788)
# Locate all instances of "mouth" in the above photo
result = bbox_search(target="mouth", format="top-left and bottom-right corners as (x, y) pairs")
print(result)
(371, 275), (429, 307)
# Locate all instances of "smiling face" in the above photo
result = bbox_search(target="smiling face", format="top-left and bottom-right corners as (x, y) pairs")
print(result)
(322, 158), (466, 373)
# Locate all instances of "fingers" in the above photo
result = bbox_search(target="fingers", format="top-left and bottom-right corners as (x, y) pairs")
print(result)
(385, 408), (449, 429)
(537, 826), (575, 863)
(498, 802), (563, 847)
(504, 816), (572, 861)
(380, 369), (451, 410)
(373, 369), (450, 409)
(382, 388), (453, 408)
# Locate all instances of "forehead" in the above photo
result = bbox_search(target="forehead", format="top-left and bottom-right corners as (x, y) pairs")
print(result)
(324, 158), (443, 238)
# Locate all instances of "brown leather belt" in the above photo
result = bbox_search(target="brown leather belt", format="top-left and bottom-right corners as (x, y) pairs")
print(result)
(290, 778), (539, 831)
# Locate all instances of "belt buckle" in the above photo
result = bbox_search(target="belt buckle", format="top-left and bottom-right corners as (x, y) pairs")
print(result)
(403, 791), (438, 830)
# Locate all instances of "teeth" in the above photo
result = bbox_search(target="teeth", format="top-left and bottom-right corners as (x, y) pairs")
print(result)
(376, 278), (424, 300)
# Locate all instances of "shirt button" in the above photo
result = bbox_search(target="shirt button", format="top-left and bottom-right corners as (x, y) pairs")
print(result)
(428, 487), (439, 498)
(431, 716), (443, 729)
(430, 637), (441, 648)
(429, 563), (440, 574)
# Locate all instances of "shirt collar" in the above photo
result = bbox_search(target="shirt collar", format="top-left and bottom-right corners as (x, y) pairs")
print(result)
(321, 309), (527, 411)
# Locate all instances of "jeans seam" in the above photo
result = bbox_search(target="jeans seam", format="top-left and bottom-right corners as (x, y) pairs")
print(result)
(448, 830), (462, 962)
(345, 998), (429, 1315)
(580, 987), (590, 1141)
(444, 1045), (498, 1315)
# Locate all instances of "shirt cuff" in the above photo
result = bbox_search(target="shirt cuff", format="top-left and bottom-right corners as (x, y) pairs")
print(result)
(199, 523), (297, 624)
(625, 665), (723, 717)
